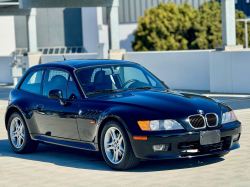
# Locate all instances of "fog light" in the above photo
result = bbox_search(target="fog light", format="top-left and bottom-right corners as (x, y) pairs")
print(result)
(152, 143), (170, 152)
(153, 144), (165, 151)
(233, 133), (240, 142)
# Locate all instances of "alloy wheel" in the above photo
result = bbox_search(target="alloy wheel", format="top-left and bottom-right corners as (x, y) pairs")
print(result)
(104, 127), (125, 164)
(10, 117), (25, 149)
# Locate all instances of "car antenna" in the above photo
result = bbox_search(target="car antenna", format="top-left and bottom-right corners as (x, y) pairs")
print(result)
(62, 55), (66, 61)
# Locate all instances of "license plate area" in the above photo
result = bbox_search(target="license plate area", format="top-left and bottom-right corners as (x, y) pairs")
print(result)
(200, 130), (221, 145)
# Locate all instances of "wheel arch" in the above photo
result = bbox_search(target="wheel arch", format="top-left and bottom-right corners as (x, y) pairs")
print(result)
(96, 115), (130, 152)
(5, 106), (24, 130)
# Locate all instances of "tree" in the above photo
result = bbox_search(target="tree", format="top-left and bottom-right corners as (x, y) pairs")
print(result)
(132, 2), (197, 51)
(132, 0), (249, 51)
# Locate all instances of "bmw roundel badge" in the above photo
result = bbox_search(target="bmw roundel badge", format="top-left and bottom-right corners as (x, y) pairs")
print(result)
(198, 110), (204, 115)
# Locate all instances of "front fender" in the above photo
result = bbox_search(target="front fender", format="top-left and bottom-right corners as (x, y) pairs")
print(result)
(95, 105), (174, 146)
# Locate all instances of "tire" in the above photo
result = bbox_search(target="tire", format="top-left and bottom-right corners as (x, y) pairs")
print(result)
(211, 151), (230, 157)
(100, 120), (140, 170)
(7, 112), (39, 154)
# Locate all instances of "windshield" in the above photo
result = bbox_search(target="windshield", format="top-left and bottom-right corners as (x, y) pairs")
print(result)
(76, 64), (167, 96)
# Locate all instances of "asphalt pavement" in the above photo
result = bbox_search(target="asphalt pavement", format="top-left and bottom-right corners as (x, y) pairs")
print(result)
(0, 85), (249, 187)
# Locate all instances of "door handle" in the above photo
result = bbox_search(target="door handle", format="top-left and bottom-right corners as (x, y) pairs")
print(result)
(36, 104), (44, 109)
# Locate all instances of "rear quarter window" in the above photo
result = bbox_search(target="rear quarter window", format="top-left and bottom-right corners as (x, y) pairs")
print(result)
(19, 70), (44, 95)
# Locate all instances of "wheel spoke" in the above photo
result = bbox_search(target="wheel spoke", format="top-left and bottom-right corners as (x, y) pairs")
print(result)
(112, 150), (118, 162)
(110, 129), (117, 140)
(20, 132), (24, 139)
(118, 136), (123, 144)
(20, 123), (23, 132)
(117, 133), (121, 141)
(107, 146), (115, 151)
(118, 149), (123, 156)
(119, 144), (124, 152)
(17, 136), (21, 147)
(12, 134), (18, 138)
(106, 142), (113, 146)
(115, 150), (119, 162)
(14, 120), (19, 129)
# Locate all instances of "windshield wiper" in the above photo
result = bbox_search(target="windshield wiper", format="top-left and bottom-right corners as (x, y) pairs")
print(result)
(128, 86), (153, 91)
(87, 89), (122, 95)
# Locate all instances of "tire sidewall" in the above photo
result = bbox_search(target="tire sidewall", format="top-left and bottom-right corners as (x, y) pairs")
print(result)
(7, 112), (30, 153)
(100, 121), (132, 170)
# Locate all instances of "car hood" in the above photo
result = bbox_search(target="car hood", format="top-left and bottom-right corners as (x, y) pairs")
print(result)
(97, 89), (222, 119)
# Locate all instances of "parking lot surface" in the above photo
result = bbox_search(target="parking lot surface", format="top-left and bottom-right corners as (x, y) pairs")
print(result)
(0, 85), (249, 187)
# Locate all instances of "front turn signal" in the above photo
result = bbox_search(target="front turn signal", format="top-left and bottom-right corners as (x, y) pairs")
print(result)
(137, 121), (150, 131)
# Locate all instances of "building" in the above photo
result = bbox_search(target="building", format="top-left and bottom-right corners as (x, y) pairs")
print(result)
(0, 0), (249, 55)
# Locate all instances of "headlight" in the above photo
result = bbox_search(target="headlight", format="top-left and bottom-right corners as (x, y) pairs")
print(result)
(222, 111), (237, 124)
(137, 120), (184, 131)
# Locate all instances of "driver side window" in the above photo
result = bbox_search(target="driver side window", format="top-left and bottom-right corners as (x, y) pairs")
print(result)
(43, 69), (69, 99)
(122, 67), (149, 84)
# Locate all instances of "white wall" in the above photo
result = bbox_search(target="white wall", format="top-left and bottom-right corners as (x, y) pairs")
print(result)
(96, 8), (137, 52)
(0, 16), (16, 56)
(97, 23), (137, 52)
(210, 50), (250, 93)
(81, 7), (99, 53)
(0, 56), (14, 84)
(41, 53), (98, 64)
(124, 50), (213, 90)
(119, 23), (137, 52)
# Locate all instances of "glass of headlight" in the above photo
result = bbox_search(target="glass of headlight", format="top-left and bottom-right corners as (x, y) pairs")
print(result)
(222, 111), (237, 124)
(137, 120), (184, 131)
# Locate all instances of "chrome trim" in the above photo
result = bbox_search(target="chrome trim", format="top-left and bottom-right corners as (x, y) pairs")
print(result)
(205, 113), (219, 127)
(188, 114), (206, 129)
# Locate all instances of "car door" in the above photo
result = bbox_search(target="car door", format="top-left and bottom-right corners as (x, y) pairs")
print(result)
(33, 69), (80, 140)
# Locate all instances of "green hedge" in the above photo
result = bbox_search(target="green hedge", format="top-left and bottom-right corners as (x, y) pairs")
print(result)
(132, 0), (248, 51)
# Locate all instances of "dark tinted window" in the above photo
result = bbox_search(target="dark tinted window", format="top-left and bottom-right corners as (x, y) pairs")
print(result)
(43, 69), (69, 99)
(77, 47), (82, 53)
(66, 48), (71, 53)
(49, 48), (54, 54)
(72, 48), (76, 53)
(20, 70), (44, 95)
(60, 48), (65, 54)
(54, 48), (59, 54)
(43, 49), (48, 54)
(67, 76), (80, 100)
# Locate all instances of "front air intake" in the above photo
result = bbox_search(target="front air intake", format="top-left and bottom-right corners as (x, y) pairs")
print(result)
(189, 115), (206, 129)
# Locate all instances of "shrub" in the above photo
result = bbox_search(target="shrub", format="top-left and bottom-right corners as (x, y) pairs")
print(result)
(132, 0), (249, 51)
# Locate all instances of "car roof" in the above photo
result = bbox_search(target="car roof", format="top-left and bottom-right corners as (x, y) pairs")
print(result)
(32, 59), (136, 70)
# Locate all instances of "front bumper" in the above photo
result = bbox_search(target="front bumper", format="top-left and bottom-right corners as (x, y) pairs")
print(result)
(129, 121), (241, 160)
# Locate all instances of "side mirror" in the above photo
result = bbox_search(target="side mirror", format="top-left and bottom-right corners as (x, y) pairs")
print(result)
(48, 90), (66, 105)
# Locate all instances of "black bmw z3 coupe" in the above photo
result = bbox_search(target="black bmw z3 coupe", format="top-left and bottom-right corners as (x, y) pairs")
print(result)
(5, 59), (241, 170)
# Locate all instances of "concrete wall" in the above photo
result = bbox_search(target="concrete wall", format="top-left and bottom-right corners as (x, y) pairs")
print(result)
(82, 7), (99, 53)
(210, 50), (250, 93)
(41, 53), (98, 64)
(0, 56), (14, 84)
(97, 8), (137, 52)
(124, 50), (213, 90)
(0, 16), (16, 56)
